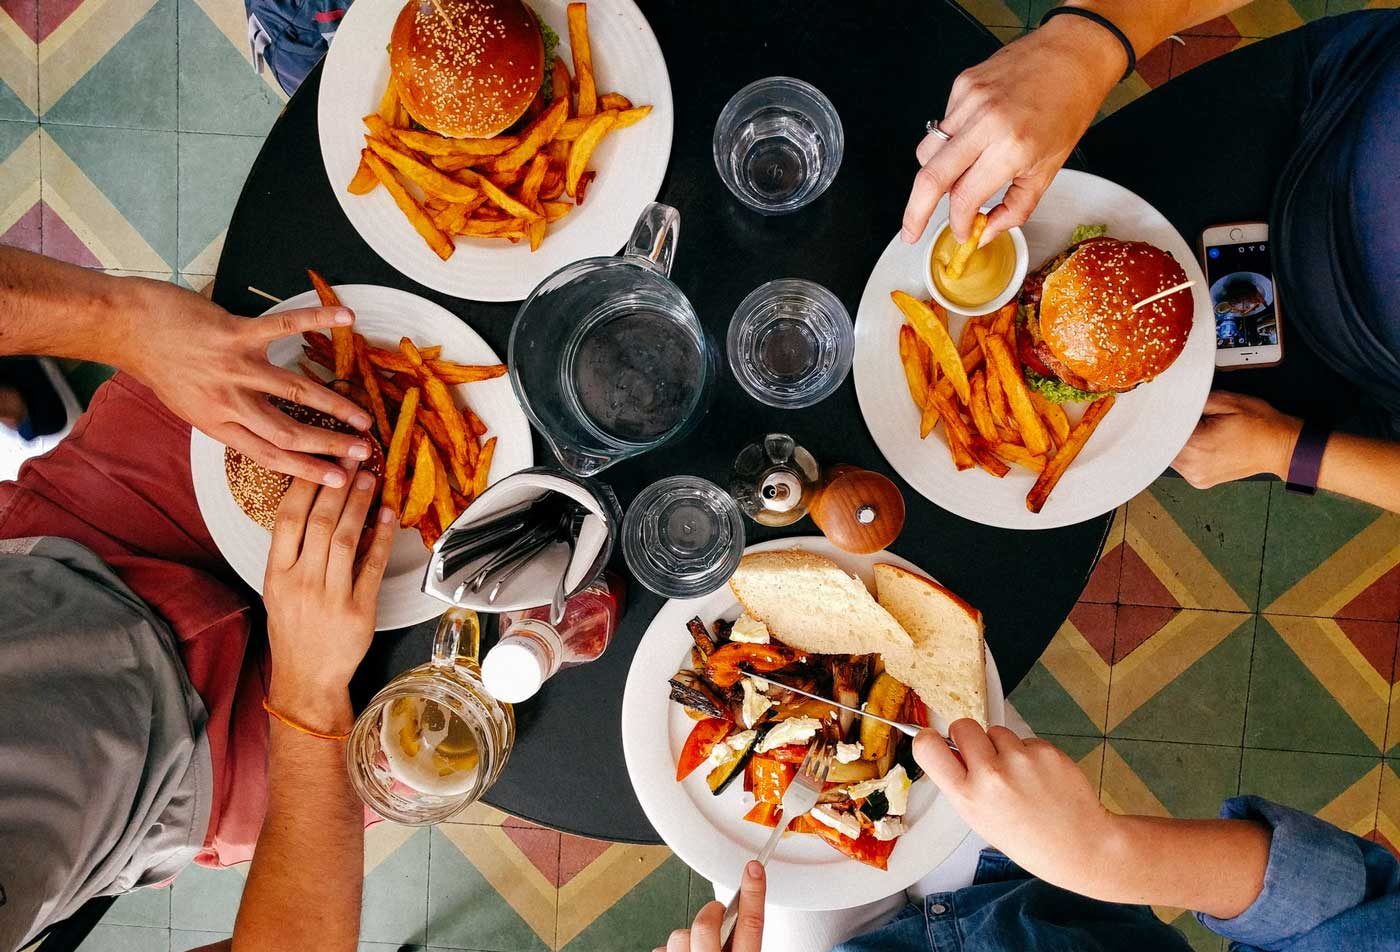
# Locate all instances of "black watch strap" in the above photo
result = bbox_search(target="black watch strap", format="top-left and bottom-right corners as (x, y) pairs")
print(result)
(1285, 419), (1331, 496)
(1039, 7), (1137, 83)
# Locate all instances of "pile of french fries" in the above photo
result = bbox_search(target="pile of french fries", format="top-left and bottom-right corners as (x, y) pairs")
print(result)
(890, 290), (1115, 514)
(348, 2), (651, 259)
(301, 269), (504, 548)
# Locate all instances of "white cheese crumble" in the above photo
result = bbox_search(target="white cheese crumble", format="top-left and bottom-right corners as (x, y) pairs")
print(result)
(755, 716), (822, 753)
(872, 816), (906, 841)
(729, 614), (771, 644)
(845, 764), (912, 816)
(834, 742), (864, 763)
(740, 678), (774, 729)
(703, 730), (755, 770)
(809, 804), (862, 840)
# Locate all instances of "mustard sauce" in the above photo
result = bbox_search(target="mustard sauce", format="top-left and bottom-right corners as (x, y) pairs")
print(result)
(931, 229), (1016, 308)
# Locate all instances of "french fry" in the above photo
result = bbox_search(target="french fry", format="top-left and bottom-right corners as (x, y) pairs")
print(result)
(551, 58), (572, 104)
(898, 324), (930, 411)
(520, 154), (549, 207)
(297, 360), (322, 382)
(401, 437), (436, 527)
(969, 436), (1012, 478)
(347, 154), (378, 195)
(418, 509), (443, 550)
(306, 269), (354, 384)
(366, 349), (506, 383)
(541, 200), (572, 222)
(394, 129), (518, 157)
(891, 291), (969, 403)
(362, 113), (398, 142)
(527, 218), (546, 252)
(365, 136), (479, 204)
(599, 92), (632, 111)
(984, 343), (1013, 430)
(464, 405), (488, 439)
(400, 338), (471, 470)
(566, 112), (616, 197)
(451, 488), (471, 511)
(929, 392), (974, 471)
(991, 301), (1017, 336)
(383, 386), (420, 515)
(459, 217), (529, 238)
(377, 81), (399, 124)
(352, 335), (393, 445)
(394, 99), (412, 129)
(433, 203), (471, 234)
(362, 151), (455, 260)
(490, 98), (569, 173)
(430, 152), (490, 173)
(968, 372), (999, 443)
(1027, 395), (1115, 513)
(476, 176), (543, 221)
(424, 439), (456, 529)
(472, 436), (497, 498)
(1028, 390), (1071, 444)
(554, 105), (651, 141)
(416, 406), (470, 487)
(567, 3), (596, 116)
(574, 170), (597, 204)
(992, 442), (1047, 473)
(958, 316), (983, 356)
(943, 212), (988, 281)
(983, 332), (1050, 455)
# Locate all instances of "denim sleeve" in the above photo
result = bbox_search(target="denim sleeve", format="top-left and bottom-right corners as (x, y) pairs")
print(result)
(1196, 795), (1400, 948)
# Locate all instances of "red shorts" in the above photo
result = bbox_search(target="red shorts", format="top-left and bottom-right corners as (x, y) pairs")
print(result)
(0, 373), (269, 867)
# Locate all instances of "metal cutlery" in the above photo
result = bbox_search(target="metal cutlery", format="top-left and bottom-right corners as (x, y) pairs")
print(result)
(750, 671), (956, 750)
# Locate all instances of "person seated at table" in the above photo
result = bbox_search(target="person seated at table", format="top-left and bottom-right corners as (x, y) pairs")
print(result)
(0, 246), (386, 950)
(658, 719), (1400, 952)
(899, 1), (1400, 513)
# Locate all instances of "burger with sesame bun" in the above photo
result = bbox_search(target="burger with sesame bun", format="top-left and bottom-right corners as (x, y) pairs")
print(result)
(1017, 225), (1194, 404)
(224, 400), (385, 531)
(389, 0), (560, 140)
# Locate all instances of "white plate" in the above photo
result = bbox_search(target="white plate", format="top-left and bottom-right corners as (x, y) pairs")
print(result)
(318, 0), (675, 301)
(853, 169), (1215, 530)
(189, 285), (534, 630)
(621, 536), (1005, 911)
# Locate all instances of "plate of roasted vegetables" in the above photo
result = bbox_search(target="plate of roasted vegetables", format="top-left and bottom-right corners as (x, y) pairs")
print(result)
(620, 537), (1005, 910)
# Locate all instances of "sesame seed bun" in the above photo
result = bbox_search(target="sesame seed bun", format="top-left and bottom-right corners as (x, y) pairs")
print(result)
(389, 0), (544, 139)
(224, 400), (384, 531)
(1038, 238), (1192, 394)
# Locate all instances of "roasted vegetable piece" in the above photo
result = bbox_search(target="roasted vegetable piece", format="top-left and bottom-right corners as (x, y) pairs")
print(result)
(858, 788), (890, 822)
(706, 726), (766, 795)
(686, 616), (718, 658)
(762, 744), (812, 764)
(749, 756), (796, 804)
(743, 801), (783, 828)
(706, 642), (801, 689)
(831, 655), (871, 738)
(668, 670), (730, 721)
(896, 736), (925, 783)
(860, 672), (910, 761)
(790, 814), (899, 870)
(825, 759), (881, 784)
(676, 717), (731, 782)
(711, 618), (735, 643)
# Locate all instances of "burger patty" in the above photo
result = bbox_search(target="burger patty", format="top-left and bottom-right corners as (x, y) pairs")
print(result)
(1017, 246), (1101, 392)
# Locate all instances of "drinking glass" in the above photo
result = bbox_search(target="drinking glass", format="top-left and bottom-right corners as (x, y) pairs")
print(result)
(621, 477), (745, 598)
(509, 203), (715, 477)
(347, 609), (514, 825)
(713, 77), (844, 215)
(727, 279), (854, 408)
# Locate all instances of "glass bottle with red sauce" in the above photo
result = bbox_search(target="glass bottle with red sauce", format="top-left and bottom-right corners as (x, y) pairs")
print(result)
(480, 572), (625, 703)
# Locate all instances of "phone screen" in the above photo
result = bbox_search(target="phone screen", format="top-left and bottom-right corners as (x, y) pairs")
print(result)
(1205, 240), (1278, 350)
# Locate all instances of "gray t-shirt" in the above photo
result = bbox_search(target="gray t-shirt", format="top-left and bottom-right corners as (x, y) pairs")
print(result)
(0, 537), (212, 951)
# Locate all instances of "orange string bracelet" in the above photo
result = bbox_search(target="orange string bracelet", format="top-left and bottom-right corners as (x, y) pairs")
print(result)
(262, 697), (352, 741)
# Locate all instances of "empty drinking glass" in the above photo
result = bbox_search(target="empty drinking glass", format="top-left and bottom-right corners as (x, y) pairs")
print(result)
(713, 77), (844, 215)
(727, 279), (854, 408)
(621, 477), (745, 598)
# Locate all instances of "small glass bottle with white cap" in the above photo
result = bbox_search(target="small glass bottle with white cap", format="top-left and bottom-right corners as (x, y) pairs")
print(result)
(481, 573), (624, 703)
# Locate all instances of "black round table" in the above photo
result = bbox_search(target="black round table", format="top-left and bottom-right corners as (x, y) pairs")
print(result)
(212, 0), (1110, 844)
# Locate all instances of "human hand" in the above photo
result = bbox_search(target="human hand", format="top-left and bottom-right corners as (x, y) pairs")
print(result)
(655, 862), (765, 952)
(1172, 391), (1301, 489)
(121, 279), (375, 487)
(263, 465), (397, 731)
(914, 720), (1121, 892)
(900, 17), (1125, 245)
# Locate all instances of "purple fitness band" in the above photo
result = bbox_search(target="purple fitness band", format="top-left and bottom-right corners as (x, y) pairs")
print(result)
(1285, 419), (1331, 495)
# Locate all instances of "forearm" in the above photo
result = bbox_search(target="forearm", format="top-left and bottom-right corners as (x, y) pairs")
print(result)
(1312, 432), (1400, 513)
(1067, 1), (1252, 57)
(0, 246), (148, 367)
(231, 690), (363, 952)
(1070, 815), (1271, 919)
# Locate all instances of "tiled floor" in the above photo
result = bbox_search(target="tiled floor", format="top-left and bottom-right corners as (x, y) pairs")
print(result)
(3, 1), (1398, 951)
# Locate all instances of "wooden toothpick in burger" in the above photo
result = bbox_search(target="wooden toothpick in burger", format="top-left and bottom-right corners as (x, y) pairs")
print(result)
(1132, 280), (1196, 312)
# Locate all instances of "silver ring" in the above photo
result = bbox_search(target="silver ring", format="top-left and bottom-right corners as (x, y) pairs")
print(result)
(926, 119), (952, 141)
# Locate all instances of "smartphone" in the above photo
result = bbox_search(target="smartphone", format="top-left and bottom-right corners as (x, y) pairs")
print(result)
(1200, 222), (1284, 369)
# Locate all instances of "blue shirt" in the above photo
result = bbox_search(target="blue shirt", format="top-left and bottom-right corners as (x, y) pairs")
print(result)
(833, 797), (1399, 952)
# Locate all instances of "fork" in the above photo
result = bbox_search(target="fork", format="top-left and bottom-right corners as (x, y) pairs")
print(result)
(717, 740), (834, 949)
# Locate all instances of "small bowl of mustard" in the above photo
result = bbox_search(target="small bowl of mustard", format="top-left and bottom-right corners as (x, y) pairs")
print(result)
(918, 210), (1028, 317)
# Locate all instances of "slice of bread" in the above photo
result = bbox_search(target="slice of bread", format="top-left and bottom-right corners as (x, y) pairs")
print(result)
(874, 563), (988, 726)
(727, 551), (913, 657)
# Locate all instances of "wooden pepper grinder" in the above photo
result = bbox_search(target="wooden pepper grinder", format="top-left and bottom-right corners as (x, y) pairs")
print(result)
(807, 464), (905, 554)
(731, 435), (905, 554)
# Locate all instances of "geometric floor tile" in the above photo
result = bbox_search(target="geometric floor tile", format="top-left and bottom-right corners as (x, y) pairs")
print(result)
(1108, 608), (1254, 745)
(955, 0), (1029, 28)
(1010, 602), (1114, 735)
(361, 825), (430, 945)
(1160, 912), (1224, 952)
(1379, 762), (1399, 855)
(74, 924), (170, 952)
(1101, 738), (1241, 821)
(105, 885), (171, 929)
(429, 824), (557, 951)
(39, 0), (175, 129)
(172, 931), (232, 950)
(177, 0), (284, 136)
(1239, 748), (1383, 839)
(1245, 615), (1396, 756)
(0, 0), (38, 122)
(687, 868), (715, 922)
(1122, 477), (1268, 611)
(1043, 732), (1108, 794)
(40, 123), (176, 270)
(1081, 505), (1126, 603)
(0, 119), (40, 252)
(1391, 685), (1399, 756)
(177, 131), (264, 273)
(558, 853), (688, 952)
(1261, 484), (1400, 622)
(170, 861), (245, 934)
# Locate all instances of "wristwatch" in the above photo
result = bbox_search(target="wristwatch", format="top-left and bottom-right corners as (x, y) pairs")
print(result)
(1285, 419), (1331, 496)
